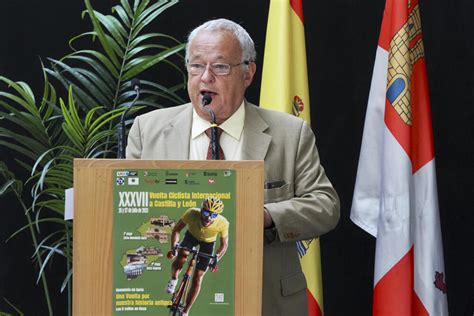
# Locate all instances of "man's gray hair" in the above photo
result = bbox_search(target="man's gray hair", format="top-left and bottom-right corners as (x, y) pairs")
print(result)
(185, 18), (257, 63)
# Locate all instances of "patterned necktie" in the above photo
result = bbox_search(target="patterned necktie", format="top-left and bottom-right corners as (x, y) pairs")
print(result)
(205, 127), (225, 160)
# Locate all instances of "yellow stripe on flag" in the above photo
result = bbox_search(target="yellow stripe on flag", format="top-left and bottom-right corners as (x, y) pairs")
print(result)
(260, 0), (324, 314)
(260, 0), (310, 122)
(300, 239), (324, 313)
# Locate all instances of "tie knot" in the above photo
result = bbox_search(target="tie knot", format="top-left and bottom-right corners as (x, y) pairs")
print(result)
(205, 127), (223, 138)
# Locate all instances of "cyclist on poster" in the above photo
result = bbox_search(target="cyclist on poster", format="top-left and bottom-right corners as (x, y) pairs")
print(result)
(166, 197), (229, 316)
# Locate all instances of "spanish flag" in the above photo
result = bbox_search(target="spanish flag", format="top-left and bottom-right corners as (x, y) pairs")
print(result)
(260, 0), (323, 315)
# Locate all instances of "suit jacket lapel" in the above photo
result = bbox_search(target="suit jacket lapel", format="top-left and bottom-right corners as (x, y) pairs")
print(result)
(159, 102), (270, 160)
(162, 103), (193, 159)
(241, 102), (271, 160)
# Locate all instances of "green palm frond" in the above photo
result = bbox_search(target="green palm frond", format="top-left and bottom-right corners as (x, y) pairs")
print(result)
(0, 162), (54, 316)
(30, 86), (132, 215)
(0, 298), (24, 316)
(0, 162), (23, 197)
(46, 0), (186, 116)
(0, 74), (61, 172)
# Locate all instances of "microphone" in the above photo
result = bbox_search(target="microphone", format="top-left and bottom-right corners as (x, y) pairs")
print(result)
(117, 78), (141, 159)
(202, 93), (212, 107)
(201, 93), (215, 123)
(201, 94), (219, 160)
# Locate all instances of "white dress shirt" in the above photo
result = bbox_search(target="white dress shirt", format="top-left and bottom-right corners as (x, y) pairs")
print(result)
(189, 100), (245, 160)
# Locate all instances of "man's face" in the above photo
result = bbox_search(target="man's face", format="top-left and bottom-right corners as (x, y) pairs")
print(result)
(200, 208), (218, 227)
(187, 30), (256, 124)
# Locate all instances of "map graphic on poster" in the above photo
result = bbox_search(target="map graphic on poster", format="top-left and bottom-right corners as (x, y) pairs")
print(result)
(112, 169), (236, 316)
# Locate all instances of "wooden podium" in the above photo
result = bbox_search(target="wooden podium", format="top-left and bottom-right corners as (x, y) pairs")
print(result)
(73, 159), (264, 316)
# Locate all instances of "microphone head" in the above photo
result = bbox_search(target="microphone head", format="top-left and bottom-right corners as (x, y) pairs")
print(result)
(131, 78), (140, 89)
(202, 94), (212, 106)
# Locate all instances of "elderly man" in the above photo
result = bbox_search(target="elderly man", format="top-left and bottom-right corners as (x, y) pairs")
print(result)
(127, 18), (340, 316)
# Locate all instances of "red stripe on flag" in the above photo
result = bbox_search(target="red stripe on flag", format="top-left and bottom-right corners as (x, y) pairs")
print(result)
(290, 0), (304, 23)
(388, 0), (408, 40)
(377, 0), (408, 50)
(410, 59), (434, 172)
(378, 0), (392, 50)
(373, 247), (429, 315)
(306, 289), (322, 316)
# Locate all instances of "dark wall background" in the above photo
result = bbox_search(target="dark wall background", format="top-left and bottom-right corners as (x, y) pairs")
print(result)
(0, 0), (472, 315)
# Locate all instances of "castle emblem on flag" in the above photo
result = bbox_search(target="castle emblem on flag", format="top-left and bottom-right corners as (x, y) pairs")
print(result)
(386, 4), (425, 126)
(292, 95), (305, 116)
(434, 271), (447, 294)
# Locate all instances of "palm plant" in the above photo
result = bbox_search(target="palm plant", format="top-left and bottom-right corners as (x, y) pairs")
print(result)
(0, 0), (186, 314)
(47, 0), (186, 114)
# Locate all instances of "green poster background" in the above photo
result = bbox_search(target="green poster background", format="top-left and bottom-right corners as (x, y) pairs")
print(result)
(112, 169), (236, 315)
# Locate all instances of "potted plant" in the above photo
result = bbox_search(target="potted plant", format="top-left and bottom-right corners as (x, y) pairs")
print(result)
(0, 0), (186, 314)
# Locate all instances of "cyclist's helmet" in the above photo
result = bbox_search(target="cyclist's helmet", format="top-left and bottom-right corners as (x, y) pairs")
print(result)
(202, 197), (224, 214)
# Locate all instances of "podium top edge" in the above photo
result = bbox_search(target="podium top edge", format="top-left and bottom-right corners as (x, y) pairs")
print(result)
(73, 159), (264, 170)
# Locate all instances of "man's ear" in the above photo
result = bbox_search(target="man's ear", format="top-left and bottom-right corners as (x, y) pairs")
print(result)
(244, 62), (257, 87)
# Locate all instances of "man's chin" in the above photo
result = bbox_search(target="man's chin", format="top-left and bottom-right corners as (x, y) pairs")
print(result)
(201, 219), (212, 226)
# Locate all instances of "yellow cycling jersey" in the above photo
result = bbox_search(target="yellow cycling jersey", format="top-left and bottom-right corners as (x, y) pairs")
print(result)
(181, 208), (229, 243)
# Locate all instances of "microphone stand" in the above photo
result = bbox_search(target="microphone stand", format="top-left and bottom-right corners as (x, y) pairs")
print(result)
(117, 82), (140, 159)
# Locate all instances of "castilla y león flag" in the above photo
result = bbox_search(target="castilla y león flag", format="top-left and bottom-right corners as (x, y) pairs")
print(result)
(260, 0), (323, 315)
(350, 0), (448, 315)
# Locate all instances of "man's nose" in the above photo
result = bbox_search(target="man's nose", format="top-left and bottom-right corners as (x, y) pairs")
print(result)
(200, 65), (215, 83)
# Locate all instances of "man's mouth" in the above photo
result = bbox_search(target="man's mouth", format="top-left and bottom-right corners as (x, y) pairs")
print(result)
(200, 89), (217, 97)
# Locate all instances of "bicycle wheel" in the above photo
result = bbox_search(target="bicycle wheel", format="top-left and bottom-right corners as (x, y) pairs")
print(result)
(170, 277), (189, 315)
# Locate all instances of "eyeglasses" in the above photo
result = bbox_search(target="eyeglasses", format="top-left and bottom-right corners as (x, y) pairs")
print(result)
(186, 61), (250, 76)
(201, 209), (219, 218)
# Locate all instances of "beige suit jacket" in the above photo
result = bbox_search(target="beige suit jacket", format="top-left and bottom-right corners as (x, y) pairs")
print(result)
(126, 101), (340, 316)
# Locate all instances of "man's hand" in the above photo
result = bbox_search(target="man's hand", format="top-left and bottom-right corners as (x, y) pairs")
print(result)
(167, 247), (177, 259)
(209, 257), (218, 272)
(264, 208), (274, 228)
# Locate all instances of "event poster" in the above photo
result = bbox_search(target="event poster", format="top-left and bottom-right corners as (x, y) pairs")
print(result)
(112, 169), (236, 315)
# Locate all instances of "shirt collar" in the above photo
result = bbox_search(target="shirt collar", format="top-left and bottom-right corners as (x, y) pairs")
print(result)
(191, 100), (245, 140)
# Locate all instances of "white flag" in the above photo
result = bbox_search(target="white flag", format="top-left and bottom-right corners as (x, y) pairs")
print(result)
(350, 0), (449, 314)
